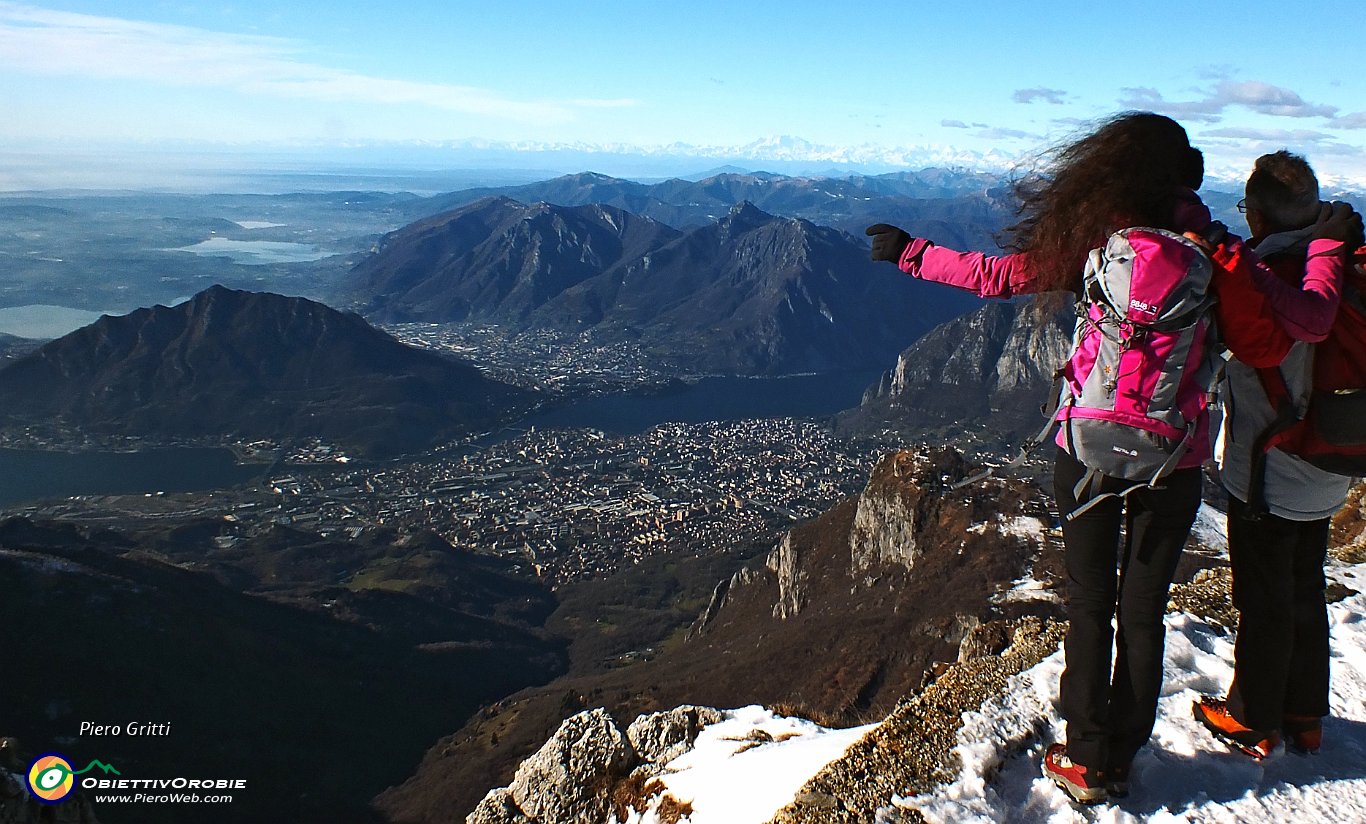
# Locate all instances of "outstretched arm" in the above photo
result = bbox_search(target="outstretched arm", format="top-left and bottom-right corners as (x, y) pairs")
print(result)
(866, 224), (1041, 299)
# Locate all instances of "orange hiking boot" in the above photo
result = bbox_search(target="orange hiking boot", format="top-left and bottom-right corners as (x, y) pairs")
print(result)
(1192, 696), (1280, 759)
(1042, 743), (1107, 804)
(1282, 715), (1323, 755)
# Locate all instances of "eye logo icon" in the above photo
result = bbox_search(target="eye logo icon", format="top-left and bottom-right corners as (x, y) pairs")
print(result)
(26, 753), (120, 804)
(27, 754), (75, 803)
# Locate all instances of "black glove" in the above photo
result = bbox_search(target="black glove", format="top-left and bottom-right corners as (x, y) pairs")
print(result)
(865, 223), (912, 263)
(1312, 201), (1364, 244)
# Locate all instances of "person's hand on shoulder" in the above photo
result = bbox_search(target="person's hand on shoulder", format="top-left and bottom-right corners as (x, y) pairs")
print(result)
(865, 224), (912, 263)
(1312, 201), (1364, 246)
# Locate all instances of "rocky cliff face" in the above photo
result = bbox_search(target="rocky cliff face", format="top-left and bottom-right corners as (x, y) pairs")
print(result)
(766, 532), (806, 620)
(847, 450), (972, 574)
(841, 297), (1072, 445)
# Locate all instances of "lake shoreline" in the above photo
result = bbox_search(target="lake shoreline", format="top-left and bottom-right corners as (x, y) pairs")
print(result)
(0, 369), (883, 507)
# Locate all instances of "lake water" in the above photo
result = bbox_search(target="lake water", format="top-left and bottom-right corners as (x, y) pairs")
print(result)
(0, 447), (268, 508)
(518, 370), (882, 435)
(0, 371), (881, 506)
(168, 238), (329, 265)
(0, 305), (114, 339)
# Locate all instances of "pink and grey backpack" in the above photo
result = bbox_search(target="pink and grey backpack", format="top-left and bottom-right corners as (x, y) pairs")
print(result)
(958, 226), (1224, 519)
(1054, 227), (1222, 516)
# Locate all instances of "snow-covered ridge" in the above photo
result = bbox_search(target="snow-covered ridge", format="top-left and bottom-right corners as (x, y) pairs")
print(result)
(608, 561), (1366, 824)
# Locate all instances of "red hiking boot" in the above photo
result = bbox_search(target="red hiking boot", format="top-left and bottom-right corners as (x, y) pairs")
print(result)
(1282, 715), (1323, 755)
(1042, 743), (1107, 804)
(1192, 696), (1280, 759)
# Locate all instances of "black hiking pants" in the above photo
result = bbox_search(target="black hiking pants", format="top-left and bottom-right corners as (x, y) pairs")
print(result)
(1053, 448), (1201, 772)
(1225, 494), (1331, 731)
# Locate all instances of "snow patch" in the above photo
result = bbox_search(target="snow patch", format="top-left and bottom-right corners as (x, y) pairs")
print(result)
(995, 575), (1062, 605)
(967, 514), (1047, 542)
(626, 705), (877, 824)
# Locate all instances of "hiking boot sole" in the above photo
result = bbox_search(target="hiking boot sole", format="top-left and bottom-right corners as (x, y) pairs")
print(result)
(1207, 728), (1273, 759)
(1048, 774), (1107, 805)
(1192, 704), (1275, 759)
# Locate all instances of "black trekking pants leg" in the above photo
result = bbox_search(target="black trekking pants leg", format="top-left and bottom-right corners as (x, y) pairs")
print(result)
(1225, 494), (1331, 731)
(1054, 448), (1201, 772)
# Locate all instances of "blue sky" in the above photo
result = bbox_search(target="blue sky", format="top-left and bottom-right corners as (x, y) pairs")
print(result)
(4, 0), (1366, 186)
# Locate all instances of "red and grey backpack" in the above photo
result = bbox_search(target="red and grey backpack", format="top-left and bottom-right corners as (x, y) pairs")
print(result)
(959, 225), (1226, 519)
(1255, 248), (1366, 479)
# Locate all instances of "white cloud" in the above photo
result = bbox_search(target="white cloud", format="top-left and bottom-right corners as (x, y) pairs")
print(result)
(1119, 80), (1338, 122)
(1119, 86), (1224, 123)
(1202, 127), (1336, 142)
(976, 127), (1035, 140)
(1218, 81), (1337, 118)
(1328, 111), (1366, 129)
(0, 1), (629, 123)
(1012, 87), (1066, 105)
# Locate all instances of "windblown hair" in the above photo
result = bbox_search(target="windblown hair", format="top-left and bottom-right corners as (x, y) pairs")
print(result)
(1003, 112), (1203, 293)
(1245, 150), (1320, 232)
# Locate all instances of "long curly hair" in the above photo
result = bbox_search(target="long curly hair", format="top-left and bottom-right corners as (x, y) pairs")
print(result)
(1003, 112), (1204, 293)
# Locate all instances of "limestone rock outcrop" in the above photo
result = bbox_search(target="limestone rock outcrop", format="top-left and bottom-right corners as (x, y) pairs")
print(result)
(466, 706), (725, 824)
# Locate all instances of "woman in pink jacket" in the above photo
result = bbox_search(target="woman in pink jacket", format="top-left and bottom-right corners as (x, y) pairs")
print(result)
(866, 112), (1350, 805)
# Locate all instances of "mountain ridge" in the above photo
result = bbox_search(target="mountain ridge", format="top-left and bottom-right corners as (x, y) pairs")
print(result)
(354, 198), (983, 375)
(0, 285), (532, 457)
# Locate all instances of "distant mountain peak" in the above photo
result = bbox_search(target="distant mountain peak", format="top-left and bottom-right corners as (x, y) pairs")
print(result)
(574, 171), (623, 183)
(721, 200), (775, 231)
